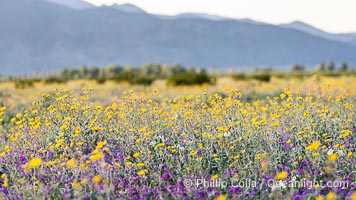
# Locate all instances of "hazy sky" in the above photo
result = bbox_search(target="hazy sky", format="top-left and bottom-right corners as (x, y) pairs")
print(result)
(84, 0), (356, 33)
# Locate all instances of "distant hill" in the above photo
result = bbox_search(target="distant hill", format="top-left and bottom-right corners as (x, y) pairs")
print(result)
(281, 21), (356, 45)
(1, 0), (356, 75)
(111, 3), (146, 14)
(164, 13), (231, 21)
(46, 0), (94, 10)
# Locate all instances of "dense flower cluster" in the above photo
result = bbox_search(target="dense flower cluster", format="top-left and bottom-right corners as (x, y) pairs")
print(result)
(0, 77), (355, 199)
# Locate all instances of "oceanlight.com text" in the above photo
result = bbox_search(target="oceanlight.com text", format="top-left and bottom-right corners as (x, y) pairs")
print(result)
(182, 178), (349, 190)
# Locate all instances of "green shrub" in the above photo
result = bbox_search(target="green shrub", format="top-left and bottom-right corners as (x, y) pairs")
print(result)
(250, 73), (271, 82)
(44, 77), (67, 84)
(167, 70), (213, 86)
(290, 73), (305, 80)
(14, 80), (34, 89)
(319, 72), (342, 77)
(96, 77), (106, 84)
(273, 72), (286, 79)
(231, 73), (246, 81)
(129, 77), (154, 86)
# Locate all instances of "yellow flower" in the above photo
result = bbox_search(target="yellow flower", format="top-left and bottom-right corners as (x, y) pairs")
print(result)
(137, 169), (147, 176)
(80, 163), (86, 169)
(96, 141), (104, 149)
(90, 152), (104, 161)
(327, 153), (338, 162)
(327, 192), (335, 200)
(67, 159), (76, 168)
(80, 178), (87, 185)
(60, 124), (68, 130)
(350, 192), (356, 200)
(211, 174), (218, 180)
(46, 161), (56, 166)
(26, 158), (42, 169)
(190, 150), (197, 156)
(276, 171), (288, 180)
(3, 179), (8, 187)
(305, 141), (320, 151)
(92, 149), (99, 155)
(316, 195), (323, 200)
(133, 152), (140, 158)
(156, 143), (165, 147)
(72, 181), (80, 188)
(33, 123), (40, 130)
(92, 176), (101, 184)
(216, 194), (226, 200)
(347, 152), (353, 158)
(312, 152), (319, 157)
(137, 163), (145, 167)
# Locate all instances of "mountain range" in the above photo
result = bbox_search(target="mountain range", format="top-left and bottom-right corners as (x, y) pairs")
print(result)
(280, 21), (356, 45)
(1, 0), (356, 75)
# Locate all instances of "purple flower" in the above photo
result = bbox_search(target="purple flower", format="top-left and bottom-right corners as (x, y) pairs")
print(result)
(19, 156), (26, 164)
(99, 185), (104, 190)
(215, 191), (221, 196)
(162, 173), (170, 180)
(294, 194), (303, 200)
(197, 150), (202, 155)
(297, 169), (303, 175)
(163, 165), (170, 171)
(0, 186), (9, 195)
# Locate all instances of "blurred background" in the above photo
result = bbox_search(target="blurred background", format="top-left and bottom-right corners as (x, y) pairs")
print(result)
(1, 0), (356, 77)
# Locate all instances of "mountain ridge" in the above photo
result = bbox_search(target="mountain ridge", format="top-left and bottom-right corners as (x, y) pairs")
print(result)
(1, 0), (356, 75)
(110, 3), (146, 13)
(46, 0), (95, 10)
(281, 21), (356, 45)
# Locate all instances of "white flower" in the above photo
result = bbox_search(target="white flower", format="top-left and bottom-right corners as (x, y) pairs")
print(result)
(337, 150), (345, 156)
(327, 149), (334, 155)
(223, 132), (231, 137)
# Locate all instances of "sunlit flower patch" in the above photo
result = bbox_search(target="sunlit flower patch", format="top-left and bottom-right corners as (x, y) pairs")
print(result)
(0, 77), (355, 199)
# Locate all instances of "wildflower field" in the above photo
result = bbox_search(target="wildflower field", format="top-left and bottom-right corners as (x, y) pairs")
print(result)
(0, 76), (356, 199)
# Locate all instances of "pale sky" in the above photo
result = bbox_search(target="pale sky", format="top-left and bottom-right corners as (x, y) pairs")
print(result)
(84, 0), (356, 34)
